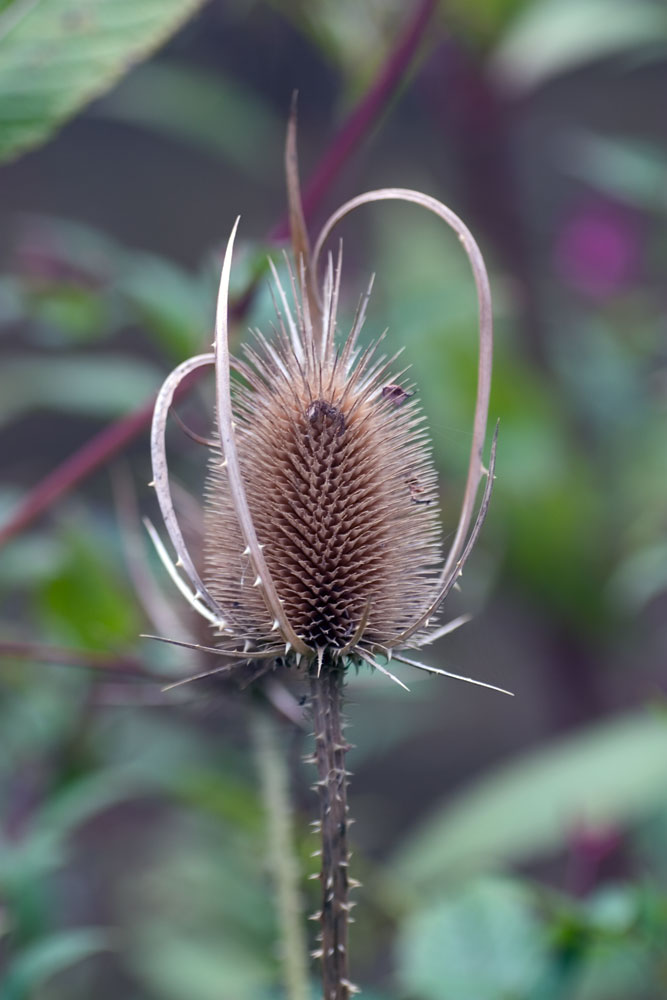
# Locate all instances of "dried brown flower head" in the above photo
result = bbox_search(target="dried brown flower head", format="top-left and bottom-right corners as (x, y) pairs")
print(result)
(145, 130), (504, 696)
(144, 117), (507, 1000)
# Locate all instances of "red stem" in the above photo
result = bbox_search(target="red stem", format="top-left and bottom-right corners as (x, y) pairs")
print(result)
(272, 0), (438, 241)
(0, 641), (154, 679)
(0, 400), (153, 548)
(0, 0), (437, 550)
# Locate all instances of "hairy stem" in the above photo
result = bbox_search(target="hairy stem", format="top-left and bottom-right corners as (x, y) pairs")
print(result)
(310, 665), (354, 1000)
(252, 706), (310, 1000)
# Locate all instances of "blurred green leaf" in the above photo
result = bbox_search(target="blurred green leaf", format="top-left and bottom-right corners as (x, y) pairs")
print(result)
(490, 0), (667, 93)
(613, 418), (667, 559)
(266, 0), (402, 78)
(0, 771), (156, 892)
(33, 770), (155, 847)
(0, 275), (24, 325)
(0, 928), (111, 1000)
(119, 235), (275, 360)
(174, 768), (264, 835)
(374, 208), (609, 628)
(123, 814), (276, 1000)
(0, 682), (82, 787)
(38, 525), (142, 649)
(447, 0), (531, 47)
(0, 532), (66, 589)
(393, 711), (667, 890)
(6, 215), (280, 360)
(398, 878), (549, 1000)
(0, 0), (209, 163)
(584, 885), (639, 937)
(548, 317), (649, 439)
(571, 939), (655, 1000)
(129, 935), (272, 1000)
(636, 806), (667, 882)
(564, 132), (667, 214)
(489, 344), (610, 629)
(91, 711), (219, 780)
(18, 215), (121, 284)
(607, 542), (667, 614)
(117, 252), (211, 360)
(0, 353), (160, 424)
(98, 61), (282, 180)
(27, 285), (108, 345)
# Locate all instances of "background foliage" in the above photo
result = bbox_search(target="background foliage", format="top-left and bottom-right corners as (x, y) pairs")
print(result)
(1, 0), (666, 997)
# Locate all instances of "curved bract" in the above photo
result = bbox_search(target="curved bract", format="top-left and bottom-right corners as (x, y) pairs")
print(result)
(312, 187), (493, 597)
(145, 178), (506, 697)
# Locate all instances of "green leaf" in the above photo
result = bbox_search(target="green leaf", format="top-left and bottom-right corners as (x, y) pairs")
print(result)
(265, 1), (399, 79)
(0, 928), (111, 1000)
(18, 214), (122, 284)
(0, 275), (24, 325)
(38, 524), (142, 650)
(27, 285), (108, 345)
(563, 132), (667, 215)
(583, 884), (639, 937)
(393, 711), (667, 891)
(571, 939), (654, 1000)
(607, 542), (667, 615)
(0, 532), (66, 589)
(128, 936), (272, 1000)
(490, 0), (667, 93)
(0, 353), (161, 424)
(398, 878), (549, 1000)
(98, 61), (282, 180)
(117, 251), (211, 360)
(374, 207), (610, 629)
(446, 0), (532, 47)
(122, 815), (277, 1000)
(0, 0), (209, 164)
(0, 771), (155, 893)
(9, 214), (220, 357)
(0, 683), (82, 785)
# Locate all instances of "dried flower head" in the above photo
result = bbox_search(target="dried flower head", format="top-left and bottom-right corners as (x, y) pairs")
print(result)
(143, 114), (507, 1000)
(145, 121), (503, 697)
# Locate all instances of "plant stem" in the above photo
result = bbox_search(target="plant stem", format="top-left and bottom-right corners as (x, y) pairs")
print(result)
(309, 664), (354, 1000)
(252, 706), (310, 1000)
(272, 0), (438, 241)
(0, 640), (154, 679)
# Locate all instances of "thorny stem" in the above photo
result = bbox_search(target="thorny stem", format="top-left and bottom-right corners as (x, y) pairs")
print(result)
(252, 707), (310, 1000)
(309, 664), (354, 1000)
(0, 0), (437, 551)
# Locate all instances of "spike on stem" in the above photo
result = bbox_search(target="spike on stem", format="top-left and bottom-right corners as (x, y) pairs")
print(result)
(309, 662), (351, 1000)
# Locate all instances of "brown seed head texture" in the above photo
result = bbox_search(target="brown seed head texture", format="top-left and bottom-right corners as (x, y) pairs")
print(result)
(203, 276), (442, 655)
(148, 180), (497, 690)
(145, 148), (499, 1000)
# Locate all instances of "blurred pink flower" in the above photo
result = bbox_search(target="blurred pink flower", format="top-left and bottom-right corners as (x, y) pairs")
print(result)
(555, 203), (640, 300)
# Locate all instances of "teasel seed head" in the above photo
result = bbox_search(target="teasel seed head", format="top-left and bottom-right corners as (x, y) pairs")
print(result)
(203, 256), (442, 656)
(146, 116), (508, 697)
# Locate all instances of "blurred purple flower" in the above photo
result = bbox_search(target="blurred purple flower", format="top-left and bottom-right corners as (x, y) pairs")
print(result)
(555, 203), (640, 300)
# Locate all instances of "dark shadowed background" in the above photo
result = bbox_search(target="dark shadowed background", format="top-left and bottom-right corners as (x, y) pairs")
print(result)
(1, 1), (667, 997)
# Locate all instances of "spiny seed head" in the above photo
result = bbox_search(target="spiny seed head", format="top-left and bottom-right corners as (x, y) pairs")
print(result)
(203, 277), (442, 654)
(146, 115), (497, 691)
